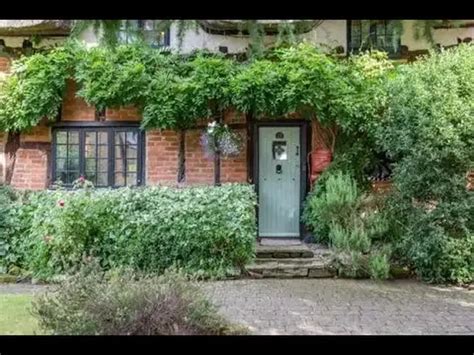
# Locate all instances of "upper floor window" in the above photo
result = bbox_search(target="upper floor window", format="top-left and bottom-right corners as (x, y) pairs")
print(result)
(52, 124), (144, 188)
(348, 20), (401, 56)
(120, 20), (170, 48)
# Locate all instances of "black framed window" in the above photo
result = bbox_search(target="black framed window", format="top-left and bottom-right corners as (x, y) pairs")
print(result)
(119, 20), (170, 48)
(348, 20), (401, 56)
(52, 124), (144, 188)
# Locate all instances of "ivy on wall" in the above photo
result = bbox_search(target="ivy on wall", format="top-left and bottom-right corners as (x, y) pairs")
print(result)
(0, 44), (75, 131)
(0, 41), (392, 134)
(0, 41), (395, 185)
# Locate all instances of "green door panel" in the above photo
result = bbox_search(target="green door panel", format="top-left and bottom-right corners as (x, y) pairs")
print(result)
(258, 126), (301, 237)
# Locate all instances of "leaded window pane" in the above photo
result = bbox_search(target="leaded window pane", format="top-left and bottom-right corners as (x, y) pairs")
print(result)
(53, 127), (142, 188)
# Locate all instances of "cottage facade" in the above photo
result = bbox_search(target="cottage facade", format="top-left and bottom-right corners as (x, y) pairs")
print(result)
(0, 19), (473, 238)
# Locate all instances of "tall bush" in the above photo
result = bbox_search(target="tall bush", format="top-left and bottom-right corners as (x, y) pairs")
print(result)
(380, 44), (474, 284)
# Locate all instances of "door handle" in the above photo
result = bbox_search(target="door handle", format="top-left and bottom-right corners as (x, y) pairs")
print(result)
(296, 146), (299, 156)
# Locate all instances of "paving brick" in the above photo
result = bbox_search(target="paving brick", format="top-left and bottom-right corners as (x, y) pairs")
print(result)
(202, 279), (474, 335)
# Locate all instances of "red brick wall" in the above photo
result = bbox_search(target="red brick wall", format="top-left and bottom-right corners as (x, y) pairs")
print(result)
(61, 80), (96, 121)
(224, 110), (246, 124)
(184, 129), (248, 185)
(221, 128), (247, 183)
(146, 130), (179, 185)
(10, 122), (52, 190)
(20, 124), (51, 143)
(106, 106), (141, 121)
(10, 143), (50, 190)
(184, 129), (214, 184)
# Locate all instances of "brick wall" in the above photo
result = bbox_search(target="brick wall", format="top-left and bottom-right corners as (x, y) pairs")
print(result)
(146, 130), (179, 185)
(185, 127), (248, 185)
(10, 121), (52, 190)
(20, 124), (51, 143)
(10, 142), (50, 190)
(221, 128), (247, 183)
(61, 80), (96, 121)
(106, 106), (141, 122)
(184, 129), (214, 184)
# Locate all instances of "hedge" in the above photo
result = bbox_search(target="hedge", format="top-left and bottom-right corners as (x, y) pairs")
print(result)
(3, 184), (257, 279)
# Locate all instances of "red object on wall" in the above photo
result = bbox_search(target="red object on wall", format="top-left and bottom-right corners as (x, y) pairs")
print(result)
(308, 149), (332, 187)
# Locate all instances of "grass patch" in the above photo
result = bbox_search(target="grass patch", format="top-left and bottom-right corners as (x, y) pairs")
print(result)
(0, 294), (42, 335)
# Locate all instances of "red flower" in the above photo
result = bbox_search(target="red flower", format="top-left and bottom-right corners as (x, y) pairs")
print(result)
(58, 199), (65, 207)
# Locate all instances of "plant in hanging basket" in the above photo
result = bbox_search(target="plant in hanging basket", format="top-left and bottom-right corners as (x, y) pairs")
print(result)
(200, 121), (242, 158)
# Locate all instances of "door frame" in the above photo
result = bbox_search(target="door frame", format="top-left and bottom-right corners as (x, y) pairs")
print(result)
(250, 119), (311, 239)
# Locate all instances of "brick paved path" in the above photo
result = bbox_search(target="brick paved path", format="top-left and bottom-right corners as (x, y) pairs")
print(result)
(202, 279), (474, 335)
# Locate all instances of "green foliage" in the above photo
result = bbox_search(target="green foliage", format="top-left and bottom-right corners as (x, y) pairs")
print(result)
(231, 44), (392, 133)
(0, 45), (76, 131)
(303, 172), (392, 280)
(368, 252), (391, 280)
(74, 44), (150, 110)
(32, 263), (244, 335)
(230, 59), (289, 117)
(142, 53), (237, 129)
(379, 44), (474, 284)
(188, 54), (238, 116)
(6, 184), (256, 279)
(0, 42), (391, 141)
(0, 185), (17, 273)
(302, 171), (359, 243)
(141, 65), (196, 130)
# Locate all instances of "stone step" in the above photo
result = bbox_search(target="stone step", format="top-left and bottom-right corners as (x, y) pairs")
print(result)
(247, 259), (335, 279)
(254, 257), (327, 265)
(256, 244), (314, 259)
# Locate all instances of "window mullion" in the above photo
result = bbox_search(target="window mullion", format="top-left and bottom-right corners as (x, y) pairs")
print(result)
(108, 129), (114, 187)
(95, 131), (99, 186)
(79, 129), (85, 179)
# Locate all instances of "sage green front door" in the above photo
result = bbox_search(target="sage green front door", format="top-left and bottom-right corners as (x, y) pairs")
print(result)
(258, 126), (301, 237)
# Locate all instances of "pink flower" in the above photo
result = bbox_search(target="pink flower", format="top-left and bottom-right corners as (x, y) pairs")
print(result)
(43, 235), (53, 243)
(79, 175), (85, 183)
(58, 199), (65, 207)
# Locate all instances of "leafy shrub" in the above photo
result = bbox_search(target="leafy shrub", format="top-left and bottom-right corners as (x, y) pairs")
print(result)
(368, 252), (391, 280)
(302, 170), (359, 243)
(7, 184), (256, 279)
(303, 172), (392, 280)
(0, 185), (17, 273)
(388, 196), (473, 284)
(379, 44), (474, 284)
(32, 262), (245, 335)
(105, 184), (256, 277)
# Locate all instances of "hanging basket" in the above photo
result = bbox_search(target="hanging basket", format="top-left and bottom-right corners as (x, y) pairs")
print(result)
(200, 121), (242, 159)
